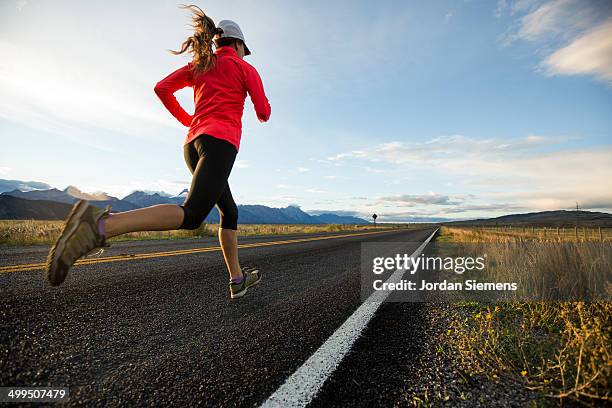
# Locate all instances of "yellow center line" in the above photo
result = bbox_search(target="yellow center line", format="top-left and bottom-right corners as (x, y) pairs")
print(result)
(0, 229), (403, 274)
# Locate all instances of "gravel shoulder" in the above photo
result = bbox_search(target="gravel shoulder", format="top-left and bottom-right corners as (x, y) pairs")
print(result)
(310, 302), (543, 408)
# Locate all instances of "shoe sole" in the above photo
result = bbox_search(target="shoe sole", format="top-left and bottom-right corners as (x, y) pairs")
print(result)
(45, 200), (89, 286)
(230, 271), (262, 299)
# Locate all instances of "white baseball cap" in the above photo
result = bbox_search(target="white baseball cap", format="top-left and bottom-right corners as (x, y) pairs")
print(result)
(215, 20), (251, 56)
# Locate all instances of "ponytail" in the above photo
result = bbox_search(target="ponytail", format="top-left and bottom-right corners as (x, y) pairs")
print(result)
(170, 5), (218, 73)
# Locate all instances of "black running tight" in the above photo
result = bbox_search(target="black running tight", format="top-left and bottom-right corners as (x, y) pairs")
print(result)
(179, 134), (239, 230)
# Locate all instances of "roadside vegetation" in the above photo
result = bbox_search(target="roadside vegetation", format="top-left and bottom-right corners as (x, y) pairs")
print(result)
(441, 225), (612, 243)
(440, 226), (611, 406)
(0, 219), (419, 247)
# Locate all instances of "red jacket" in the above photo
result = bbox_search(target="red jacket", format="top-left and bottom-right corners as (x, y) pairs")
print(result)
(154, 46), (271, 150)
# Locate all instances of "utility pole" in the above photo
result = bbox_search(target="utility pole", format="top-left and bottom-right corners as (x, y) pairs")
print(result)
(576, 202), (579, 228)
(575, 202), (579, 240)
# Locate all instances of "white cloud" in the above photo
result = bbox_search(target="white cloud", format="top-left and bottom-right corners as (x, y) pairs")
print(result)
(445, 11), (454, 22)
(0, 166), (12, 175)
(495, 0), (508, 18)
(15, 0), (27, 12)
(516, 0), (590, 41)
(541, 18), (612, 83)
(306, 188), (327, 194)
(327, 150), (367, 161)
(511, 0), (541, 15)
(327, 135), (561, 166)
(379, 193), (462, 206)
(489, 189), (612, 211)
(325, 135), (612, 213)
(297, 167), (310, 172)
(365, 167), (387, 174)
(501, 0), (612, 84)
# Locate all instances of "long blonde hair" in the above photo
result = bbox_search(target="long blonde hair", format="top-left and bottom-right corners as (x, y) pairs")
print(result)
(170, 5), (221, 73)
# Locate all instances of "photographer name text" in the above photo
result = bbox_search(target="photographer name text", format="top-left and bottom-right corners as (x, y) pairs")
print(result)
(373, 279), (518, 291)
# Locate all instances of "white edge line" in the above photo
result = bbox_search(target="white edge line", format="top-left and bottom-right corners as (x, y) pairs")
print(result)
(259, 228), (439, 408)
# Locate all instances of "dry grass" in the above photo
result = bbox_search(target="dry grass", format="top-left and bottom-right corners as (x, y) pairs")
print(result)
(0, 219), (414, 247)
(442, 225), (612, 243)
(441, 227), (611, 406)
(439, 227), (611, 301)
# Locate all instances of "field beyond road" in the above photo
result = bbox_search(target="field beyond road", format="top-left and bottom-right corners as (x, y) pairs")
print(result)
(0, 219), (421, 247)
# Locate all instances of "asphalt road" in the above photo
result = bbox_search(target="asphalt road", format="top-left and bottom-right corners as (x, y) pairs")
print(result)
(1, 227), (438, 407)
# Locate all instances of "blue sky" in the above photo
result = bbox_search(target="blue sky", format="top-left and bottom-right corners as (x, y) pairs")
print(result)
(1, 0), (611, 221)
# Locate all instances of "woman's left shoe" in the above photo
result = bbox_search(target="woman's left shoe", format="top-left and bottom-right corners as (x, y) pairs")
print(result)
(229, 267), (262, 299)
(45, 199), (111, 286)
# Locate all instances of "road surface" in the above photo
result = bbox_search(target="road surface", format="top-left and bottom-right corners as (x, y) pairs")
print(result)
(1, 228), (446, 407)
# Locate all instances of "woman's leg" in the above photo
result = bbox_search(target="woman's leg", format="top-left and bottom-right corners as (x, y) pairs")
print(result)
(216, 184), (261, 299)
(219, 228), (241, 280)
(216, 184), (241, 280)
(104, 204), (184, 238)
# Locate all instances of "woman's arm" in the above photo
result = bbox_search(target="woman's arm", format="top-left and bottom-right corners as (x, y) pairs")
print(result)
(243, 64), (271, 123)
(154, 63), (194, 127)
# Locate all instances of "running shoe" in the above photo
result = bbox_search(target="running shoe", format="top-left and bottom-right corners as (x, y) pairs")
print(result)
(229, 267), (262, 299)
(45, 200), (111, 286)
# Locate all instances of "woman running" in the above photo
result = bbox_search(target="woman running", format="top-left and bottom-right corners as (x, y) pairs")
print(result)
(45, 5), (271, 299)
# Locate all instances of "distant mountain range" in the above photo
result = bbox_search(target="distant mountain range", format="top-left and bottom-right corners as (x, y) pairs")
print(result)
(0, 179), (368, 224)
(0, 179), (51, 192)
(2, 179), (610, 226)
(445, 210), (612, 227)
(0, 195), (76, 220)
(2, 187), (139, 212)
(122, 190), (188, 207)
